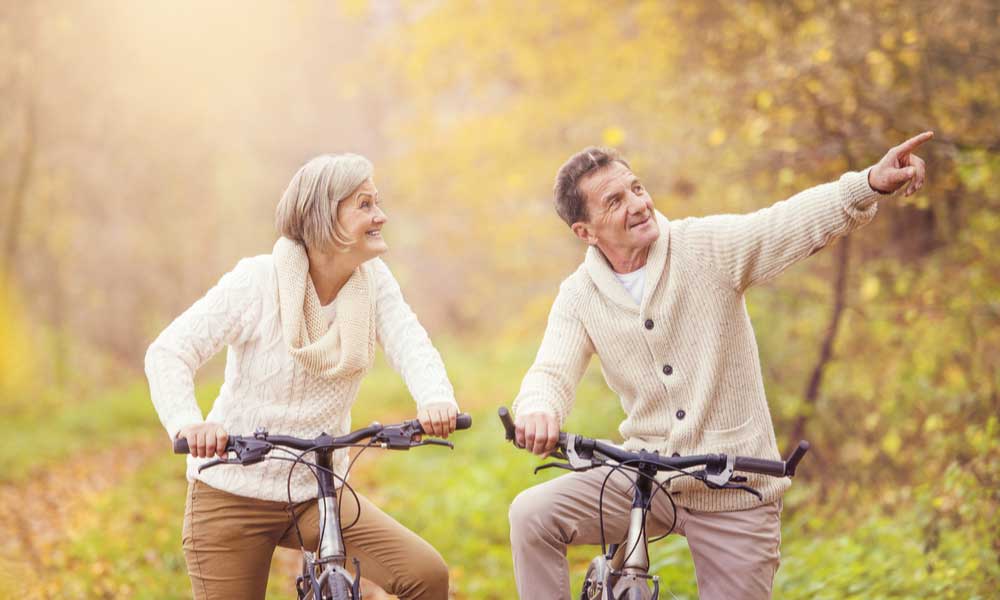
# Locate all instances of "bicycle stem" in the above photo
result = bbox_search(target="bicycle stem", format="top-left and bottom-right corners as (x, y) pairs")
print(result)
(622, 463), (656, 572)
(314, 448), (347, 564)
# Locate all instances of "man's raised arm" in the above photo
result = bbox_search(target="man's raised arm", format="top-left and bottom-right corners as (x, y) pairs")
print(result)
(678, 131), (933, 292)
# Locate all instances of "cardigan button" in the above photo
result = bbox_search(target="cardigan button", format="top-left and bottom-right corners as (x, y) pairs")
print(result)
(676, 409), (686, 420)
(644, 319), (654, 330)
(671, 452), (680, 457)
(662, 364), (673, 376)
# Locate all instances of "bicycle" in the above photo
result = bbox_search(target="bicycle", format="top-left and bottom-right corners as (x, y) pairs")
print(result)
(173, 413), (472, 600)
(498, 407), (808, 600)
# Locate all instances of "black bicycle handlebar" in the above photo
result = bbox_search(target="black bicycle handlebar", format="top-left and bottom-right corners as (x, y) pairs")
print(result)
(173, 413), (473, 455)
(498, 406), (807, 478)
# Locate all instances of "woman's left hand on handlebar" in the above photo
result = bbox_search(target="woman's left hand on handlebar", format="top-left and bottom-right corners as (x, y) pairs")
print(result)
(417, 402), (458, 439)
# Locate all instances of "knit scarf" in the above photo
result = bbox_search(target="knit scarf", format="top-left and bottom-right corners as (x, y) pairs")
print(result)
(272, 237), (376, 380)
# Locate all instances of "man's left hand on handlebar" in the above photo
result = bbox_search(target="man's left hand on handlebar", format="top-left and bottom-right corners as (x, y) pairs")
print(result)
(417, 401), (459, 438)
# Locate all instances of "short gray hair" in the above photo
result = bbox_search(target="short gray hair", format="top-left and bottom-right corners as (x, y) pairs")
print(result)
(275, 153), (374, 250)
(553, 147), (630, 226)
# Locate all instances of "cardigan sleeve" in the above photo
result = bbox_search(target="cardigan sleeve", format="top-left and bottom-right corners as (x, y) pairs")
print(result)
(678, 168), (881, 292)
(144, 258), (264, 440)
(513, 279), (594, 425)
(371, 259), (457, 409)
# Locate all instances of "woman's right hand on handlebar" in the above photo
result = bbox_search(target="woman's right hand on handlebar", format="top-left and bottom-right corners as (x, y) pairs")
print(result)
(515, 412), (560, 456)
(177, 422), (229, 458)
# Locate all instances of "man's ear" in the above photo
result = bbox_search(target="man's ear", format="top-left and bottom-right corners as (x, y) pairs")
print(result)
(571, 221), (596, 245)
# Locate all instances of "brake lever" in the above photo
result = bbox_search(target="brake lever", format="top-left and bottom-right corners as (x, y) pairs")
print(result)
(534, 461), (583, 474)
(197, 436), (272, 472)
(413, 439), (454, 450)
(721, 482), (763, 501)
(197, 457), (241, 473)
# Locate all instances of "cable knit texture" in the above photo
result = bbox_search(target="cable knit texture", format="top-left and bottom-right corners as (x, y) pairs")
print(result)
(145, 253), (456, 503)
(273, 237), (375, 379)
(513, 169), (880, 512)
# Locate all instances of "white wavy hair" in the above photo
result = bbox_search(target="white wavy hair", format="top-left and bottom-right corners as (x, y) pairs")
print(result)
(275, 153), (374, 250)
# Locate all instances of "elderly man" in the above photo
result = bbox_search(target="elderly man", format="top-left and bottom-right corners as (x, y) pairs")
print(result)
(508, 132), (932, 599)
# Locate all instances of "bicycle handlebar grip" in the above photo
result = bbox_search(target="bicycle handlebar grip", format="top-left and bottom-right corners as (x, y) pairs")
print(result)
(455, 413), (473, 430)
(498, 407), (516, 442)
(733, 456), (786, 477)
(784, 440), (810, 477)
(173, 437), (190, 454)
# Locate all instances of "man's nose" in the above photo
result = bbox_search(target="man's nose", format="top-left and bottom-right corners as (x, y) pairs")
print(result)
(626, 192), (645, 213)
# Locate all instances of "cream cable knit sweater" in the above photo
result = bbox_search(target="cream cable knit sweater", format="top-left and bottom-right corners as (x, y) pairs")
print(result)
(513, 169), (880, 512)
(145, 255), (456, 502)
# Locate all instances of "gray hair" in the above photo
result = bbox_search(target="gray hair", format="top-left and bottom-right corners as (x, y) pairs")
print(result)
(275, 153), (374, 250)
(553, 146), (630, 226)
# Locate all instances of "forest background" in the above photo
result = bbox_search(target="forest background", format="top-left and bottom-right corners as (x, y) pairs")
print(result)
(1, 1), (997, 598)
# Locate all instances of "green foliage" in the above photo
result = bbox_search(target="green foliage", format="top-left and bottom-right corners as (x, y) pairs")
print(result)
(0, 381), (219, 483)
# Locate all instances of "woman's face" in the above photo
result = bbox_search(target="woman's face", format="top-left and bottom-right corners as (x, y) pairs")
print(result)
(336, 178), (388, 258)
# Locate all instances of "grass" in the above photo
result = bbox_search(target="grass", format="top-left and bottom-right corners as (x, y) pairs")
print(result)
(0, 381), (222, 484)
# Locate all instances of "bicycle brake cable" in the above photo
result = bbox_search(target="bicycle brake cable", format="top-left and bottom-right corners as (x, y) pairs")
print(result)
(337, 439), (378, 533)
(272, 444), (367, 549)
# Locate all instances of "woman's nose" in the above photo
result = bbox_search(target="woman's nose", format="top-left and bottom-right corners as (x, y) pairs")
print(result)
(373, 206), (388, 224)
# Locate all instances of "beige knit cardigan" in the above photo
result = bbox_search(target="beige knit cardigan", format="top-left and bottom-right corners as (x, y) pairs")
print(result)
(513, 169), (880, 512)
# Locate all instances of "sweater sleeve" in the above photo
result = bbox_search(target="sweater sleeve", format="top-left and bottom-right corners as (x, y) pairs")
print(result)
(144, 258), (264, 440)
(372, 260), (457, 409)
(513, 279), (594, 425)
(680, 168), (881, 292)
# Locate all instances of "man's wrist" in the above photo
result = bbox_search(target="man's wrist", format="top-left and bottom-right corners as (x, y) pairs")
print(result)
(867, 167), (893, 195)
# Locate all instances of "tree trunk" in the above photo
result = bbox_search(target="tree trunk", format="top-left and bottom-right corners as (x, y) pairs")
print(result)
(789, 236), (850, 448)
(3, 99), (37, 279)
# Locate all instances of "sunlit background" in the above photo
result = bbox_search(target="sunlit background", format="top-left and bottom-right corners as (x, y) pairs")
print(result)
(2, 1), (997, 598)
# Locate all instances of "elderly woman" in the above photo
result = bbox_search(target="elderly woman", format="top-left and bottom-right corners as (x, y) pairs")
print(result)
(145, 153), (459, 599)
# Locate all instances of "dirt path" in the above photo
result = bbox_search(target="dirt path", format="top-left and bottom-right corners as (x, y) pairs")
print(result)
(0, 434), (163, 595)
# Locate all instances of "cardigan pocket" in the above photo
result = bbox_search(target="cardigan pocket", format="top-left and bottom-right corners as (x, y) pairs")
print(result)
(701, 415), (755, 451)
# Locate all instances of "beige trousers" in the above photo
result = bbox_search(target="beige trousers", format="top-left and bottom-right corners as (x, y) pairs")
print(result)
(182, 480), (449, 599)
(509, 467), (782, 600)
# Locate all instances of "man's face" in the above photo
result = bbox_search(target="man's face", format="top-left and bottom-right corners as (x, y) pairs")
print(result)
(573, 161), (659, 261)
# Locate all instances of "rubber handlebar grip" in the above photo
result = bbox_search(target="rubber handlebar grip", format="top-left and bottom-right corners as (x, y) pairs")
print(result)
(498, 407), (516, 441)
(733, 456), (786, 477)
(173, 437), (190, 454)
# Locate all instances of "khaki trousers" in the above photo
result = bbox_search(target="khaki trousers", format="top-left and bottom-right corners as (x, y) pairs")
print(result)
(509, 468), (782, 600)
(182, 480), (449, 599)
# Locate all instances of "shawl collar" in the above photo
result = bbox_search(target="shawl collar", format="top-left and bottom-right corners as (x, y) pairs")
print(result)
(583, 210), (672, 314)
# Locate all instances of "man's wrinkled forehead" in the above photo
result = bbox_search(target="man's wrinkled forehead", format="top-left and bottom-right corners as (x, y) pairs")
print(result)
(581, 161), (636, 204)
